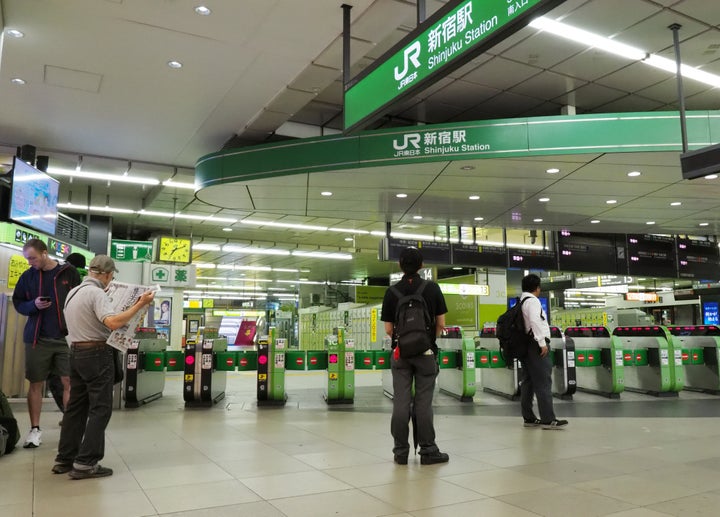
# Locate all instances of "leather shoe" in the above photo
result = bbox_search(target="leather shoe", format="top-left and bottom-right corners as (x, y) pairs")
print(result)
(394, 454), (408, 465)
(420, 451), (449, 465)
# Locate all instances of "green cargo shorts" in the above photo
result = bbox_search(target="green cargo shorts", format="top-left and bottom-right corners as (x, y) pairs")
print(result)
(25, 337), (70, 382)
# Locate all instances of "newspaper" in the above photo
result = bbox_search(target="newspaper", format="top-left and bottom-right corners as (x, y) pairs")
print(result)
(104, 281), (156, 352)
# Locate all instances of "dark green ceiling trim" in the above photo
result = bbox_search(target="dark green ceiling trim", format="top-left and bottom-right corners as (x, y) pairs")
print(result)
(195, 111), (720, 188)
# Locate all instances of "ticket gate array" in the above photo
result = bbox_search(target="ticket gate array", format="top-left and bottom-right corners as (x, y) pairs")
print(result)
(612, 326), (683, 397)
(475, 327), (572, 400)
(667, 325), (720, 394)
(475, 328), (521, 400)
(564, 326), (623, 399)
(257, 328), (288, 406)
(437, 328), (476, 402)
(324, 328), (355, 404)
(124, 332), (169, 408)
(183, 335), (229, 407)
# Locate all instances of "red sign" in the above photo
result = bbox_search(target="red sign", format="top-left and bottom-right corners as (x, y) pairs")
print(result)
(577, 354), (585, 362)
(168, 358), (177, 367)
(377, 356), (386, 366)
(682, 352), (689, 361)
(624, 353), (632, 362)
(296, 357), (304, 366)
(363, 357), (372, 366)
(154, 358), (162, 366)
(636, 353), (643, 362)
(310, 357), (318, 365)
(693, 352), (699, 361)
(491, 355), (498, 363)
(226, 358), (234, 367)
(588, 354), (594, 362)
(240, 358), (248, 367)
(480, 355), (488, 364)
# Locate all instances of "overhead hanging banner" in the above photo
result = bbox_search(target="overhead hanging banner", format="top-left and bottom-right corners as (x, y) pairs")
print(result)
(344, 0), (567, 131)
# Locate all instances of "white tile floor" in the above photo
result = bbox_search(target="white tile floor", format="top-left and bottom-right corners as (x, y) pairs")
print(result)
(3, 370), (720, 516)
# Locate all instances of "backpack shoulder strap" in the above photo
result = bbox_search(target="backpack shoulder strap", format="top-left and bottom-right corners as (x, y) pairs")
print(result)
(390, 285), (403, 300)
(415, 279), (427, 296)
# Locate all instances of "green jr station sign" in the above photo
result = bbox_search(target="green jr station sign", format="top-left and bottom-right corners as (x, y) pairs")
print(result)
(344, 0), (565, 132)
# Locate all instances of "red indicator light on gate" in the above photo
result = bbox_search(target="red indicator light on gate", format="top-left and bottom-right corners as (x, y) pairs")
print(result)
(377, 357), (386, 365)
(682, 352), (689, 360)
(442, 356), (449, 364)
(258, 355), (268, 365)
(226, 358), (234, 366)
(240, 358), (248, 367)
(310, 357), (318, 365)
(154, 358), (162, 366)
(329, 354), (338, 364)
(364, 357), (372, 365)
(168, 358), (177, 367)
(296, 358), (304, 365)
(185, 355), (194, 365)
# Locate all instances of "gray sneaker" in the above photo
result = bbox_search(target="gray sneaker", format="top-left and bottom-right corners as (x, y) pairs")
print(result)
(541, 419), (568, 430)
(69, 464), (113, 480)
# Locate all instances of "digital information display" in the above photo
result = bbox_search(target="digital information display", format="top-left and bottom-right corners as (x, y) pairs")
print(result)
(451, 242), (507, 268)
(508, 248), (557, 271)
(382, 238), (451, 264)
(557, 231), (621, 275)
(344, 0), (565, 131)
(677, 238), (720, 280)
(703, 301), (719, 326)
(626, 234), (677, 278)
(9, 157), (59, 236)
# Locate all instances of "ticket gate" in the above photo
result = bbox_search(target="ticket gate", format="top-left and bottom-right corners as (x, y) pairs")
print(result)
(183, 336), (229, 407)
(564, 326), (623, 398)
(548, 326), (576, 400)
(612, 326), (682, 397)
(124, 335), (168, 408)
(667, 325), (720, 394)
(475, 328), (520, 400)
(324, 328), (355, 404)
(437, 330), (476, 402)
(257, 328), (287, 406)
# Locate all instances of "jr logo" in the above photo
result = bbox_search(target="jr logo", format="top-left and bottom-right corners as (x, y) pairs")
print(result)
(393, 133), (421, 151)
(394, 41), (421, 81)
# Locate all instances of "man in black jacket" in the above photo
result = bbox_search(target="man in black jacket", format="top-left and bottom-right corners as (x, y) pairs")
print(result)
(12, 239), (80, 448)
(381, 247), (449, 466)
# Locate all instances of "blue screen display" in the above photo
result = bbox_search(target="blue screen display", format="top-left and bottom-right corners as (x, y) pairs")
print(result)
(703, 302), (719, 325)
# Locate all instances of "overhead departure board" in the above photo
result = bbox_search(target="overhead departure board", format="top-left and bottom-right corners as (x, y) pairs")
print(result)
(677, 238), (720, 280)
(508, 248), (557, 271)
(451, 243), (507, 268)
(626, 234), (677, 278)
(382, 238), (451, 264)
(557, 231), (621, 274)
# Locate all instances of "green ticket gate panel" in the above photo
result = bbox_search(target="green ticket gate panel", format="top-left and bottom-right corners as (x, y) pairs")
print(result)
(285, 351), (306, 371)
(668, 325), (720, 394)
(307, 350), (328, 370)
(216, 351), (237, 371)
(612, 326), (678, 397)
(355, 351), (374, 370)
(183, 337), (228, 407)
(237, 350), (258, 371)
(474, 328), (521, 400)
(125, 337), (168, 408)
(165, 350), (184, 372)
(257, 328), (287, 406)
(549, 326), (576, 400)
(564, 327), (622, 398)
(437, 331), (476, 402)
(374, 350), (391, 369)
(325, 328), (354, 404)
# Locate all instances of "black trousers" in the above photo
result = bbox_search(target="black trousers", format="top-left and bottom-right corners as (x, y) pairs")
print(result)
(519, 345), (556, 423)
(390, 352), (440, 457)
(55, 345), (114, 468)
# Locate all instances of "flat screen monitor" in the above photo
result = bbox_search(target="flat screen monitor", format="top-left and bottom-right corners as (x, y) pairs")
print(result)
(9, 157), (59, 236)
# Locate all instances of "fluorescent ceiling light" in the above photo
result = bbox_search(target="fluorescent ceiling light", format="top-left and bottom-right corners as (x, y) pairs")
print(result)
(272, 268), (300, 273)
(530, 17), (720, 88)
(292, 250), (352, 260)
(174, 213), (237, 223)
(240, 219), (328, 231)
(327, 227), (370, 234)
(192, 243), (222, 251)
(47, 167), (160, 186)
(162, 179), (196, 190)
(223, 245), (290, 256)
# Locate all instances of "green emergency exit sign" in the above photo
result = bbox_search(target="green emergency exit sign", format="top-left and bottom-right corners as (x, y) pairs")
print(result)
(344, 0), (565, 131)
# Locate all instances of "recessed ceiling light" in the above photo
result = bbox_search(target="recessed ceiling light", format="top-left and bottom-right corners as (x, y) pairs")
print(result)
(627, 171), (641, 177)
(10, 78), (26, 85)
(222, 227), (232, 232)
(699, 222), (709, 227)
(606, 199), (617, 204)
(321, 191), (332, 196)
(670, 201), (682, 206)
(413, 215), (423, 220)
(452, 267), (463, 270)
(167, 60), (183, 69)
(474, 216), (484, 221)
(533, 218), (543, 222)
(6, 29), (24, 38)
(469, 195), (480, 200)
(344, 237), (353, 241)
(194, 5), (212, 15)
(539, 197), (550, 202)
(460, 165), (475, 170)
(705, 174), (718, 180)
(646, 221), (655, 225)
(546, 168), (560, 174)
(396, 193), (407, 198)
(590, 220), (600, 224)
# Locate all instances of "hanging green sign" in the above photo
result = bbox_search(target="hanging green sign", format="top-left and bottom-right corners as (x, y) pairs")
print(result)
(344, 0), (565, 131)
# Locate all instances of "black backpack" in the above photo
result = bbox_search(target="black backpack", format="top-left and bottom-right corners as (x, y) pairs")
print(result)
(0, 390), (19, 455)
(496, 297), (534, 362)
(391, 280), (433, 358)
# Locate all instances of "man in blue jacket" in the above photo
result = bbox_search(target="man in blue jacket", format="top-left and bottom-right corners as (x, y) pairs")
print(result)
(12, 239), (80, 448)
